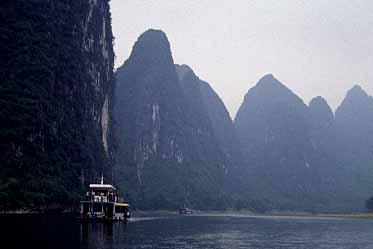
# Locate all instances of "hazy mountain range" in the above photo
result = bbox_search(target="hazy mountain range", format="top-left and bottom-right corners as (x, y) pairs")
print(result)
(1, 1), (372, 213)
(114, 29), (373, 212)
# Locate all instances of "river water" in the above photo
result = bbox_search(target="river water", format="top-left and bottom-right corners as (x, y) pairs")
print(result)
(1, 212), (373, 249)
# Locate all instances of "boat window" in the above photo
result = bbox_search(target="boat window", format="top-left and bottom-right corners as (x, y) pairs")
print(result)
(115, 206), (127, 213)
(93, 203), (102, 212)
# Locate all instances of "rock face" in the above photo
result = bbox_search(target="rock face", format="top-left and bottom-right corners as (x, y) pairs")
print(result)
(199, 79), (242, 172)
(234, 75), (326, 211)
(335, 85), (373, 209)
(335, 85), (373, 171)
(175, 64), (241, 171)
(0, 0), (115, 209)
(176, 64), (245, 206)
(308, 96), (339, 208)
(234, 75), (373, 211)
(115, 30), (239, 209)
(309, 97), (335, 145)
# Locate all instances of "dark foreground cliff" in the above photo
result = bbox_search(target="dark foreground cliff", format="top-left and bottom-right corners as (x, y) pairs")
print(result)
(0, 0), (115, 210)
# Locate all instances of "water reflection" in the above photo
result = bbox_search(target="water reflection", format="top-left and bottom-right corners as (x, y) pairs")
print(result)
(2, 213), (373, 249)
(80, 222), (127, 249)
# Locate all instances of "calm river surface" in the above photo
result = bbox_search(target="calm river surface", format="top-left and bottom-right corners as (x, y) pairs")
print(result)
(1, 212), (373, 249)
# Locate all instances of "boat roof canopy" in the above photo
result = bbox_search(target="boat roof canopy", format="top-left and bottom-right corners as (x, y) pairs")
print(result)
(115, 203), (129, 207)
(89, 184), (116, 190)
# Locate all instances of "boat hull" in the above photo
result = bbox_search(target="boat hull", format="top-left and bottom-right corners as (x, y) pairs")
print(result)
(76, 216), (127, 223)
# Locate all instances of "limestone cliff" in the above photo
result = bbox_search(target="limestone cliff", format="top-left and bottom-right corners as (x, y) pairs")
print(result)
(115, 30), (229, 209)
(0, 0), (115, 209)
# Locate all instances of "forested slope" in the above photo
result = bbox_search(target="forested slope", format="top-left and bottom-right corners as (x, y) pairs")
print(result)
(0, 0), (115, 210)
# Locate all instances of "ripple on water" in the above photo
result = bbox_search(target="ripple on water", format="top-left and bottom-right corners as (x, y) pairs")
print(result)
(2, 213), (373, 249)
(119, 213), (373, 249)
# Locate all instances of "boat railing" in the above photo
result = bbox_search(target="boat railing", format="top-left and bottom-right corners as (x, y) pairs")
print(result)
(84, 195), (118, 203)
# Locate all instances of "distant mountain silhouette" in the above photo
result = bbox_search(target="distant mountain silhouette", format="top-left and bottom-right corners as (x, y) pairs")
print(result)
(234, 76), (373, 211)
(115, 30), (235, 209)
(335, 85), (373, 209)
(235, 75), (314, 210)
(336, 86), (373, 166)
(176, 64), (246, 208)
(308, 96), (340, 210)
(114, 29), (373, 212)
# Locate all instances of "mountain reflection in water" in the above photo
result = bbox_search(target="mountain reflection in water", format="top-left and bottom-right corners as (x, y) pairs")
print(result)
(2, 212), (373, 249)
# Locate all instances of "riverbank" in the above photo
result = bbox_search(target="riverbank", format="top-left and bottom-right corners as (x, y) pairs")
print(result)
(321, 212), (373, 219)
(1, 206), (76, 214)
(130, 210), (373, 220)
(3, 207), (373, 220)
(1, 209), (40, 214)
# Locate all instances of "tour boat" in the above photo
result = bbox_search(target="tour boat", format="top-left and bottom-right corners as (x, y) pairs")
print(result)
(179, 207), (193, 214)
(78, 176), (130, 222)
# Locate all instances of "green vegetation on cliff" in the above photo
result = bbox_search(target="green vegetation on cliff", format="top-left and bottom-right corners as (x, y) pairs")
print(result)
(0, 0), (115, 210)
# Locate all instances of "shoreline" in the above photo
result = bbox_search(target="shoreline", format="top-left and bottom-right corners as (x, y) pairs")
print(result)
(1, 208), (76, 215)
(125, 210), (373, 220)
(2, 209), (373, 219)
(320, 212), (373, 219)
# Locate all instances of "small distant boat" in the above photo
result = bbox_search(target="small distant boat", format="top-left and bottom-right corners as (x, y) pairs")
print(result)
(179, 207), (193, 214)
(78, 176), (130, 222)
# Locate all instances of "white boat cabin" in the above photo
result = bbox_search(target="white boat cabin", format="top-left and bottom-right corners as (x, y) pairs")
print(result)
(80, 177), (130, 221)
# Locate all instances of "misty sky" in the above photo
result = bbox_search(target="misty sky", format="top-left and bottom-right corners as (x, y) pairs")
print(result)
(110, 0), (373, 118)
